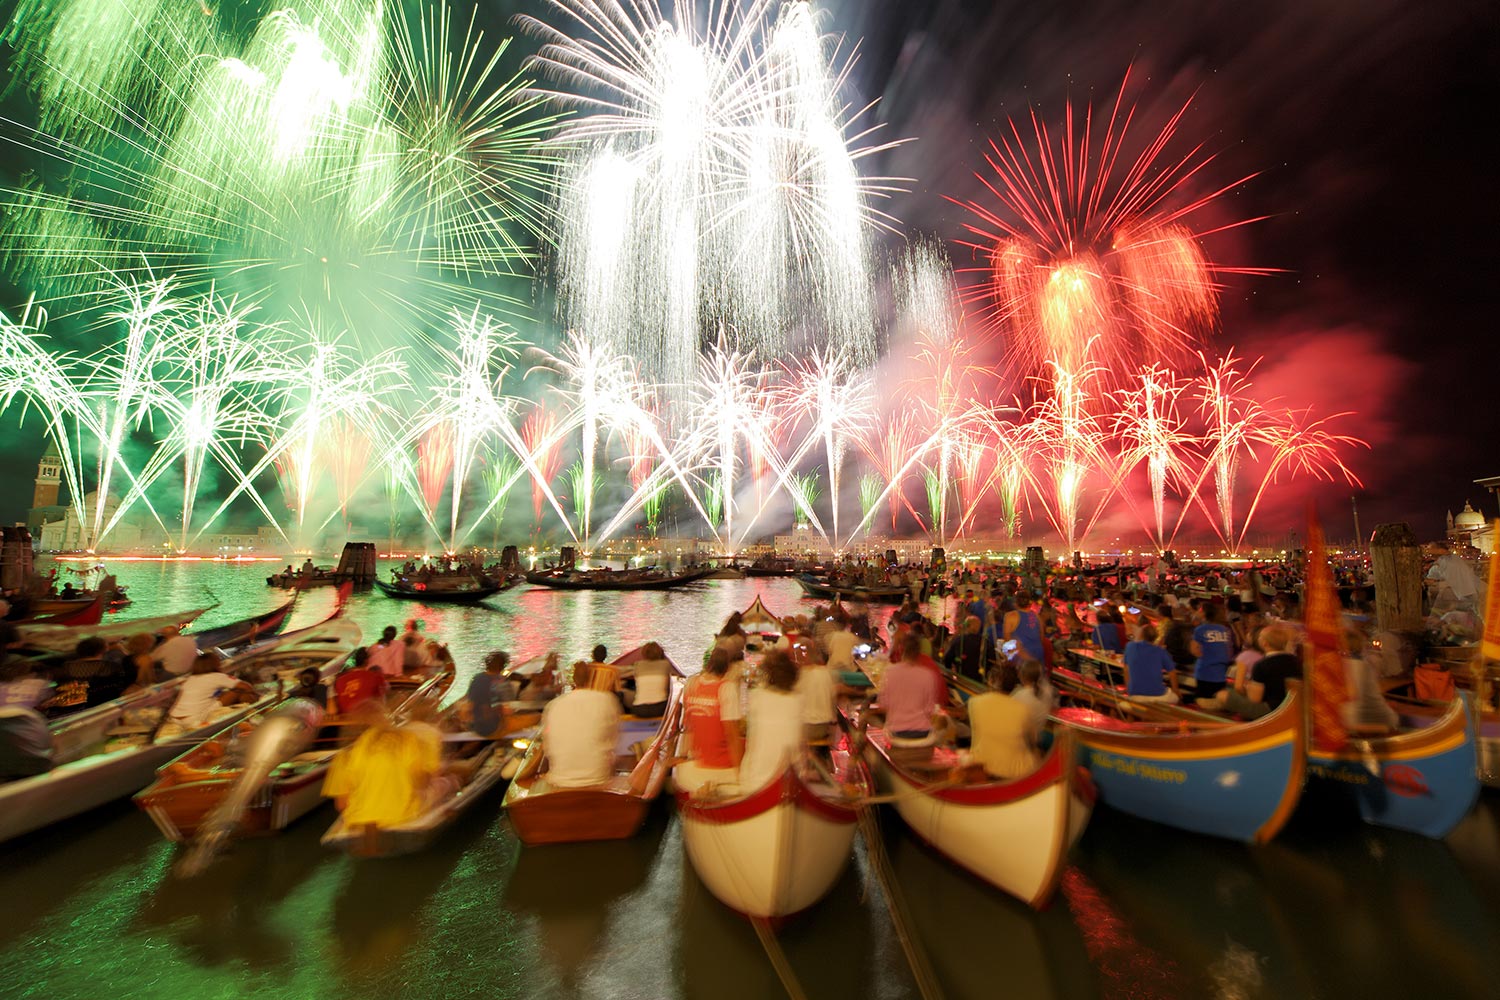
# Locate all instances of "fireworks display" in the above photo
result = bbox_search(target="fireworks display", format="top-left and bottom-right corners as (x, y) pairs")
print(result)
(0, 1), (1366, 556)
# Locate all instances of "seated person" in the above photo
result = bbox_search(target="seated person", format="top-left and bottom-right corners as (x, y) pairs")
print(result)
(0, 658), (54, 780)
(1009, 659), (1054, 748)
(794, 649), (838, 742)
(619, 642), (671, 718)
(287, 667), (331, 711)
(537, 663), (621, 788)
(165, 652), (256, 731)
(334, 649), (390, 714)
(964, 664), (1040, 780)
(874, 633), (949, 747)
(1215, 622), (1299, 719)
(737, 650), (805, 792)
(1090, 610), (1126, 654)
(466, 650), (519, 738)
(675, 648), (744, 795)
(155, 625), (199, 678)
(1124, 624), (1179, 703)
(1341, 627), (1398, 732)
(518, 653), (563, 703)
(322, 703), (445, 829)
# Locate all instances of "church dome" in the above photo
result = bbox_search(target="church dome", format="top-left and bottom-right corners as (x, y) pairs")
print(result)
(1455, 501), (1485, 532)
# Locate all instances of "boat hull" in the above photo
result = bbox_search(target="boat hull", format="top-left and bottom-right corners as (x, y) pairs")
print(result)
(1306, 695), (1479, 839)
(862, 726), (1092, 908)
(795, 575), (909, 603)
(1057, 690), (1306, 843)
(373, 579), (502, 603)
(522, 567), (716, 591)
(676, 764), (865, 919)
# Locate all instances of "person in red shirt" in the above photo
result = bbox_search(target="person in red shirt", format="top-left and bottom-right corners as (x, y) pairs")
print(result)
(334, 648), (390, 714)
(673, 648), (745, 795)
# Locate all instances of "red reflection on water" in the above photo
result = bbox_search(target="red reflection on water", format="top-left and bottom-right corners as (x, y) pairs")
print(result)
(1060, 867), (1192, 999)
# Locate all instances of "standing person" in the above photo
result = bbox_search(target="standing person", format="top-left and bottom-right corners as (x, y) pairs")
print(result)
(1189, 604), (1235, 701)
(367, 627), (405, 677)
(334, 648), (389, 715)
(674, 648), (744, 794)
(538, 663), (621, 788)
(1002, 593), (1046, 663)
(1124, 624), (1179, 703)
(738, 650), (806, 792)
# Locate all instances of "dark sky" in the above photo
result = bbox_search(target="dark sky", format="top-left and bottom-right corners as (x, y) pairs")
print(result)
(2, 0), (1495, 543)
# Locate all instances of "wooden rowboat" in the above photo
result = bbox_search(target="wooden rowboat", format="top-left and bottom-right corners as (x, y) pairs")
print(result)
(134, 627), (378, 843)
(795, 574), (909, 603)
(675, 746), (870, 920)
(850, 703), (1094, 909)
(374, 577), (504, 603)
(1052, 688), (1307, 843)
(522, 566), (716, 591)
(0, 623), (352, 844)
(504, 679), (684, 846)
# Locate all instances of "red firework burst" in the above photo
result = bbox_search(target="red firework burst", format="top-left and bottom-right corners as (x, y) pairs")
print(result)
(949, 68), (1266, 379)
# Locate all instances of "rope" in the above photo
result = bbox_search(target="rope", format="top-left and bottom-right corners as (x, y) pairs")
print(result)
(751, 917), (810, 1000)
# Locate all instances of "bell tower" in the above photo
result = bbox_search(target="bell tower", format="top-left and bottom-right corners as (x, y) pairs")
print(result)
(32, 440), (61, 509)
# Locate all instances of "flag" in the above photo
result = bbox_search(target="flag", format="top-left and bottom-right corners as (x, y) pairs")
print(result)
(1304, 508), (1348, 753)
(1482, 521), (1500, 662)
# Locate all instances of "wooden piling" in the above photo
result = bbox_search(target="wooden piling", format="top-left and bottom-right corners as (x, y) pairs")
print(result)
(1369, 522), (1423, 634)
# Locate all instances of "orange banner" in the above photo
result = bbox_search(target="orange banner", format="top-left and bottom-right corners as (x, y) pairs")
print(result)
(1304, 509), (1348, 753)
(1483, 521), (1500, 662)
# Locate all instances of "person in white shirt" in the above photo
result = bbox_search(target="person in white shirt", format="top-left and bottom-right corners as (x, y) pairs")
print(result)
(155, 625), (199, 677)
(167, 653), (255, 730)
(367, 626), (405, 677)
(823, 621), (860, 671)
(738, 650), (805, 793)
(619, 641), (671, 718)
(539, 663), (622, 788)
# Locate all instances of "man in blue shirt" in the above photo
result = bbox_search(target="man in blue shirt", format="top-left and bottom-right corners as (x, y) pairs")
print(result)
(1190, 604), (1234, 702)
(466, 650), (517, 737)
(1124, 624), (1178, 702)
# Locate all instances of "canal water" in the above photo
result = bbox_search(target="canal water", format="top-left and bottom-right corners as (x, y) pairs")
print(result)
(3, 559), (1498, 1000)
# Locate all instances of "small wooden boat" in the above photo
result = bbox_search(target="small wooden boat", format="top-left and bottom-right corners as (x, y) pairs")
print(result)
(675, 748), (870, 920)
(0, 623), (349, 844)
(1051, 688), (1306, 843)
(850, 704), (1094, 908)
(504, 660), (684, 846)
(373, 577), (503, 603)
(138, 649), (442, 846)
(744, 557), (800, 577)
(24, 592), (108, 627)
(796, 574), (909, 604)
(523, 566), (716, 591)
(1305, 694), (1479, 839)
(738, 594), (783, 635)
(191, 595), (299, 652)
(319, 732), (510, 859)
(16, 605), (214, 654)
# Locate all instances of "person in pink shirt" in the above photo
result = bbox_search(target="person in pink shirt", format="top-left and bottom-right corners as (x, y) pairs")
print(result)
(875, 634), (948, 747)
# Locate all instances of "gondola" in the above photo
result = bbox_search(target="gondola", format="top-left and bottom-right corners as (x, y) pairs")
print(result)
(373, 577), (504, 603)
(522, 566), (716, 591)
(795, 574), (909, 603)
(17, 605), (215, 654)
(191, 594), (300, 651)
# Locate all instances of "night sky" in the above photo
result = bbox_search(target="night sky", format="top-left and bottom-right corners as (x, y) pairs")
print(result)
(1, 0), (1494, 543)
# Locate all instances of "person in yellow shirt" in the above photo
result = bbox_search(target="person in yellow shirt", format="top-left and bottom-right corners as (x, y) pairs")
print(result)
(963, 664), (1040, 780)
(323, 705), (444, 829)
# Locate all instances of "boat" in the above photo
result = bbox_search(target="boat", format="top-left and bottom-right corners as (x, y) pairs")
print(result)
(1390, 688), (1500, 789)
(674, 747), (870, 920)
(191, 594), (300, 652)
(522, 566), (717, 591)
(503, 653), (684, 846)
(1050, 688), (1306, 843)
(16, 605), (215, 654)
(373, 576), (504, 603)
(848, 701), (1094, 908)
(0, 622), (357, 844)
(738, 594), (784, 635)
(137, 644), (442, 847)
(795, 574), (909, 604)
(1305, 694), (1479, 839)
(744, 556), (800, 577)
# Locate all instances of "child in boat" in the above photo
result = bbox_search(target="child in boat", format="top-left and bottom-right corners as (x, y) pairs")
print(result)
(674, 647), (744, 796)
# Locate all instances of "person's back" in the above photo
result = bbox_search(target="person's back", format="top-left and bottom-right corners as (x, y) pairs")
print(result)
(1091, 620), (1124, 654)
(1252, 651), (1301, 709)
(682, 668), (741, 774)
(967, 690), (1039, 780)
(738, 651), (805, 792)
(629, 646), (672, 711)
(793, 661), (836, 729)
(323, 723), (440, 828)
(541, 679), (620, 788)
(1191, 608), (1235, 698)
(824, 627), (859, 670)
(170, 669), (244, 728)
(155, 632), (199, 677)
(335, 659), (389, 714)
(879, 656), (945, 740)
(1124, 637), (1174, 698)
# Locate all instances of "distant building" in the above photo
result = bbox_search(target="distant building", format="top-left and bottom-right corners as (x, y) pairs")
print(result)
(37, 491), (144, 552)
(26, 440), (67, 534)
(1448, 501), (1494, 556)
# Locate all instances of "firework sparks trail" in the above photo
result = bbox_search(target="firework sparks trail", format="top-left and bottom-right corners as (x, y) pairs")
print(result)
(418, 423), (456, 521)
(524, 0), (907, 386)
(1, 1), (560, 371)
(900, 328), (995, 544)
(520, 405), (565, 530)
(951, 69), (1268, 382)
(1026, 355), (1116, 554)
(857, 412), (924, 532)
(776, 349), (874, 546)
(1112, 364), (1199, 548)
(1187, 351), (1366, 551)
